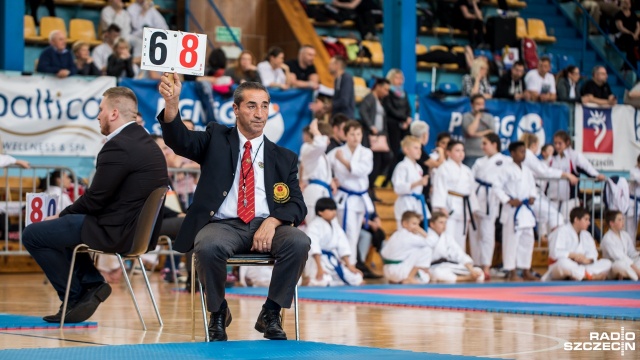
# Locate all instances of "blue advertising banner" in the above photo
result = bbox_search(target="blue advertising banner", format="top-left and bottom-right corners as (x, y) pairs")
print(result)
(418, 96), (570, 153)
(120, 78), (314, 154)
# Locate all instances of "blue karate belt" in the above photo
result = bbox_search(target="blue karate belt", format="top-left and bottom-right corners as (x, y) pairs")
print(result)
(403, 193), (429, 230)
(321, 250), (351, 285)
(447, 191), (476, 234)
(338, 186), (370, 231)
(309, 179), (333, 199)
(513, 197), (537, 232)
(475, 178), (492, 215)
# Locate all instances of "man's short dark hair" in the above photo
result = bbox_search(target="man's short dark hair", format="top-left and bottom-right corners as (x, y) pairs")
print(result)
(446, 140), (463, 152)
(539, 56), (551, 64)
(331, 113), (349, 127)
(569, 207), (590, 224)
(436, 132), (451, 143)
(484, 133), (501, 152)
(266, 46), (284, 60)
(332, 55), (347, 69)
(372, 78), (390, 89)
(315, 197), (337, 214)
(233, 81), (270, 106)
(508, 141), (525, 153)
(343, 120), (362, 134)
(106, 24), (121, 33)
(470, 94), (485, 103)
(513, 60), (525, 68)
(591, 65), (606, 77)
(605, 210), (622, 225)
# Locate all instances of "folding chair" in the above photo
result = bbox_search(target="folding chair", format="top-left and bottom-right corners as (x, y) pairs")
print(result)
(60, 187), (168, 330)
(191, 253), (300, 341)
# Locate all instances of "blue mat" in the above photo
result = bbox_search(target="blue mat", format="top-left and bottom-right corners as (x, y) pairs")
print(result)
(0, 341), (492, 359)
(226, 281), (640, 321)
(0, 313), (97, 330)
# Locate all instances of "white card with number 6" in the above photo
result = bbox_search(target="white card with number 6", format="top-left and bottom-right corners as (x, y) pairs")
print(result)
(141, 28), (207, 76)
(25, 193), (59, 227)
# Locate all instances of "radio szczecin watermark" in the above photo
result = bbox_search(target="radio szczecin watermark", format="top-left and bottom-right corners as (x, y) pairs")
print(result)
(564, 327), (636, 356)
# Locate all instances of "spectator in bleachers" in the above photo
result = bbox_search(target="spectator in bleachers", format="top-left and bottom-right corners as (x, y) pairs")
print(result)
(37, 30), (77, 78)
(72, 42), (101, 77)
(92, 24), (121, 74)
(128, 0), (168, 40)
(524, 57), (557, 102)
(615, 0), (640, 69)
(360, 78), (391, 200)
(331, 0), (380, 41)
(328, 55), (355, 119)
(286, 45), (319, 90)
(556, 65), (583, 103)
(224, 50), (262, 84)
(580, 0), (618, 34)
(383, 69), (412, 167)
(495, 60), (529, 101)
(28, 0), (55, 26)
(461, 94), (495, 168)
(100, 0), (132, 38)
(106, 38), (136, 78)
(462, 58), (492, 98)
(581, 65), (617, 105)
(452, 0), (486, 49)
(257, 46), (290, 90)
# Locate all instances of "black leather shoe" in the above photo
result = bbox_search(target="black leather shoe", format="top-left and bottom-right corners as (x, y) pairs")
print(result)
(254, 306), (287, 340)
(63, 283), (112, 323)
(42, 301), (76, 323)
(208, 307), (232, 341)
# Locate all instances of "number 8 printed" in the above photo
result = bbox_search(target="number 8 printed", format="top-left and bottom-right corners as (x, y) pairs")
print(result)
(30, 197), (43, 223)
(179, 34), (198, 68)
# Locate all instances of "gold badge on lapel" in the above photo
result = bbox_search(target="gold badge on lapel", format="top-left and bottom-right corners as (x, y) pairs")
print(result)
(273, 183), (290, 203)
(258, 161), (264, 169)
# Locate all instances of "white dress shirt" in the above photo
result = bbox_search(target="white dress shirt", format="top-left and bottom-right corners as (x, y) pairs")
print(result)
(215, 130), (270, 220)
(127, 2), (168, 37)
(105, 121), (136, 142)
(257, 61), (286, 87)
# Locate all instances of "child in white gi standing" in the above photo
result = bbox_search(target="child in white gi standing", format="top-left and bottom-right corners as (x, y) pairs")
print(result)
(300, 119), (335, 224)
(392, 135), (430, 230)
(601, 211), (640, 281)
(627, 155), (640, 237)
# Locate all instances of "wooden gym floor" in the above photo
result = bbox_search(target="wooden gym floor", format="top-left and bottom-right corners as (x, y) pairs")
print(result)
(0, 273), (636, 359)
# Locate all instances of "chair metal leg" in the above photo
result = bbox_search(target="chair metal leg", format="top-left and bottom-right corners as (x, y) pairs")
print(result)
(191, 254), (196, 341)
(137, 256), (163, 327)
(118, 254), (147, 331)
(294, 284), (299, 341)
(60, 245), (83, 328)
(199, 278), (209, 342)
(166, 239), (179, 287)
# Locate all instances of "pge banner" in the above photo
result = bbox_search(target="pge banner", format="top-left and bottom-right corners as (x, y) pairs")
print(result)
(574, 104), (640, 171)
(418, 97), (570, 153)
(122, 78), (313, 154)
(0, 75), (116, 156)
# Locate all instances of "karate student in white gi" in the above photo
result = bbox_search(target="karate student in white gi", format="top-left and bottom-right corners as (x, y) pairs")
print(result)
(493, 141), (538, 281)
(328, 120), (374, 264)
(627, 155), (640, 237)
(303, 198), (364, 286)
(470, 133), (510, 278)
(380, 211), (432, 284)
(520, 133), (578, 237)
(392, 135), (430, 230)
(300, 119), (336, 224)
(426, 211), (485, 283)
(431, 140), (478, 251)
(547, 131), (605, 219)
(543, 207), (612, 281)
(601, 211), (640, 281)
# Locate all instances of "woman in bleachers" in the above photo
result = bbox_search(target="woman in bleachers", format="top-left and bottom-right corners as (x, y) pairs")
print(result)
(257, 46), (290, 90)
(461, 58), (492, 98)
(72, 41), (101, 77)
(556, 65), (583, 103)
(224, 50), (262, 84)
(106, 38), (137, 78)
(615, 0), (640, 70)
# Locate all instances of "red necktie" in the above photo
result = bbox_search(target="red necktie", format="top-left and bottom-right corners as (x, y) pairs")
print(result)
(237, 141), (255, 223)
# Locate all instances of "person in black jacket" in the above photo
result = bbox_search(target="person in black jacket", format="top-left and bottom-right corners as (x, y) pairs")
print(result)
(23, 87), (168, 324)
(106, 38), (135, 78)
(383, 69), (412, 185)
(495, 60), (529, 101)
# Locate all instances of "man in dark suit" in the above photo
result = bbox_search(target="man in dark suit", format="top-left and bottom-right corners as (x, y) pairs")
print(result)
(158, 75), (310, 341)
(23, 87), (168, 323)
(329, 55), (355, 119)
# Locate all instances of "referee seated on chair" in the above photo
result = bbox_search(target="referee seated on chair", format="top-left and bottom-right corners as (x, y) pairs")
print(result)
(157, 74), (310, 341)
(22, 86), (168, 323)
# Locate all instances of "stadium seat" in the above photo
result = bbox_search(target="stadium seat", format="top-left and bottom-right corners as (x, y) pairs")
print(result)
(40, 16), (67, 40)
(416, 44), (428, 55)
(429, 45), (448, 52)
(24, 15), (45, 43)
(353, 76), (371, 103)
(451, 46), (466, 54)
(516, 17), (528, 39)
(416, 82), (432, 96)
(433, 27), (463, 36)
(438, 82), (461, 95)
(69, 19), (102, 46)
(556, 54), (576, 70)
(527, 18), (556, 43)
(359, 40), (383, 66)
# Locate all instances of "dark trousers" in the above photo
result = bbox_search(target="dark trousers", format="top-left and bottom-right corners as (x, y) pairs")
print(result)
(466, 19), (485, 48)
(194, 217), (310, 312)
(28, 0), (55, 25)
(354, 4), (378, 39)
(22, 214), (104, 302)
(369, 151), (392, 192)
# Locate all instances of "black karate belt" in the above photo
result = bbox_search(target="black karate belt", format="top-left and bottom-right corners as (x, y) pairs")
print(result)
(475, 178), (492, 215)
(448, 190), (477, 234)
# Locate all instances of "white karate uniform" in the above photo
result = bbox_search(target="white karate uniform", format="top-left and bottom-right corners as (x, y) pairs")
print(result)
(300, 135), (333, 223)
(601, 230), (640, 280)
(240, 266), (273, 287)
(543, 224), (612, 281)
(431, 159), (478, 250)
(493, 162), (538, 271)
(44, 186), (73, 214)
(523, 149), (565, 235)
(392, 157), (430, 229)
(426, 229), (484, 283)
(469, 153), (510, 267)
(328, 144), (374, 264)
(547, 148), (600, 219)
(304, 217), (364, 286)
(627, 167), (640, 237)
(380, 228), (431, 283)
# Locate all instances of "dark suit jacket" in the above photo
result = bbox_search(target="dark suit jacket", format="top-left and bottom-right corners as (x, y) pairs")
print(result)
(332, 72), (355, 119)
(59, 123), (168, 254)
(158, 111), (307, 253)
